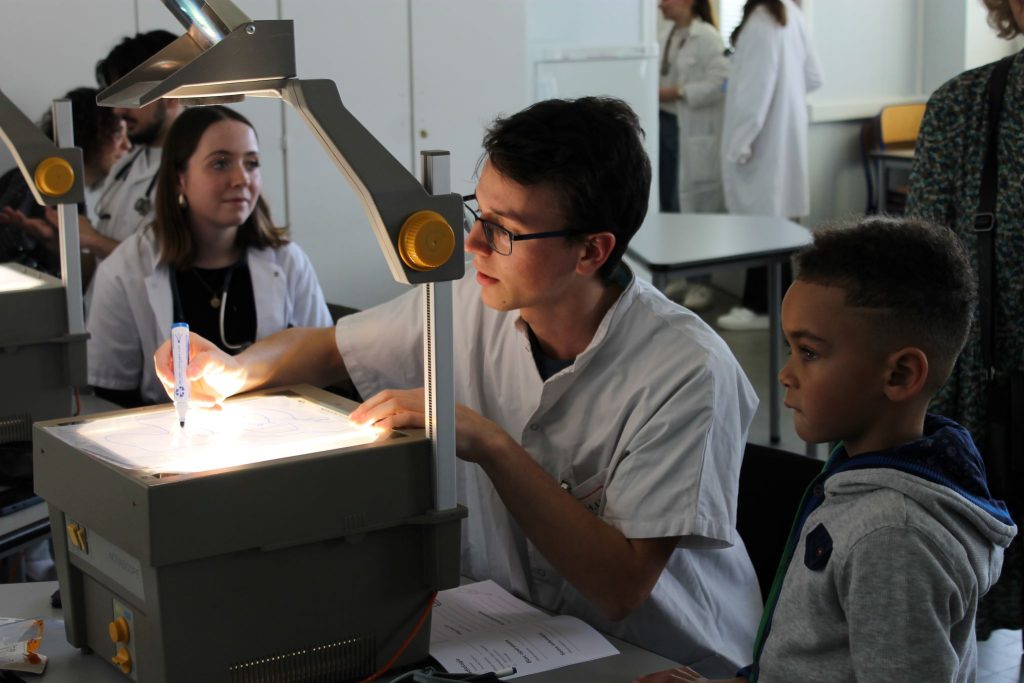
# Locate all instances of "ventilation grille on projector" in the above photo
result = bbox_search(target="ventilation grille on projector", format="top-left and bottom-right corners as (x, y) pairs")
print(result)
(0, 414), (31, 444)
(227, 634), (376, 683)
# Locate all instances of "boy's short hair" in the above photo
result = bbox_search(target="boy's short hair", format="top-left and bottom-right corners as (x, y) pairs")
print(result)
(481, 97), (651, 283)
(794, 217), (978, 390)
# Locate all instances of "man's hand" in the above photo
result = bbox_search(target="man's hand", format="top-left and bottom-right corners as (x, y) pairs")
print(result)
(1, 207), (57, 250)
(348, 388), (508, 459)
(658, 86), (683, 102)
(43, 207), (119, 258)
(154, 331), (246, 407)
(633, 666), (745, 683)
(350, 388), (679, 622)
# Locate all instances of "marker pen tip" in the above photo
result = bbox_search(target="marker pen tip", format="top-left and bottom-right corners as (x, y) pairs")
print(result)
(179, 420), (185, 428)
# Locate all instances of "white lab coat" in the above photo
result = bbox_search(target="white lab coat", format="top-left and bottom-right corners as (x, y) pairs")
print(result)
(659, 18), (730, 212)
(86, 227), (332, 404)
(336, 265), (762, 675)
(93, 146), (160, 244)
(721, 0), (823, 217)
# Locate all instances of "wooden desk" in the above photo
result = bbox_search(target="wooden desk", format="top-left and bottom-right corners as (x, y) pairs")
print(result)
(0, 581), (680, 682)
(869, 146), (915, 213)
(626, 212), (812, 444)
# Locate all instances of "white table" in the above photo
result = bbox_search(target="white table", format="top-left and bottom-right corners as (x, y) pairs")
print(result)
(626, 213), (813, 444)
(0, 581), (681, 682)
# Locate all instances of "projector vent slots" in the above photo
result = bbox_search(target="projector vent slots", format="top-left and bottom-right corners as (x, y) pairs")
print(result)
(227, 634), (376, 683)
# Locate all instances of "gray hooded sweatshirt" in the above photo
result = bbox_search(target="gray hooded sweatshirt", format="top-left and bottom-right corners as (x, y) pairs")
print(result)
(749, 415), (1017, 683)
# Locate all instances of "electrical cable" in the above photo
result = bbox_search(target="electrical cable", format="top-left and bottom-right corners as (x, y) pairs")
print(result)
(358, 591), (438, 683)
(386, 667), (517, 682)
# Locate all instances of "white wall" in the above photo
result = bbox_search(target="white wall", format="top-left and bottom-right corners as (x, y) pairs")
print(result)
(3, 0), (1020, 301)
(807, 0), (922, 120)
(0, 0), (136, 175)
(2, 0), (654, 310)
(804, 0), (1018, 230)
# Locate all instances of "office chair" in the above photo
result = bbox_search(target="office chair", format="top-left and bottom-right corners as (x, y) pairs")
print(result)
(736, 442), (824, 603)
(861, 102), (926, 214)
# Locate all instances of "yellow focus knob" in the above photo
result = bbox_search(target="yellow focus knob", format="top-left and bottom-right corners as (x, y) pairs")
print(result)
(34, 157), (75, 197)
(111, 646), (132, 674)
(398, 211), (455, 271)
(108, 617), (130, 644)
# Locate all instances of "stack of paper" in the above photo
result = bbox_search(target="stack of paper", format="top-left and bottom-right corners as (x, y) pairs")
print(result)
(429, 580), (619, 679)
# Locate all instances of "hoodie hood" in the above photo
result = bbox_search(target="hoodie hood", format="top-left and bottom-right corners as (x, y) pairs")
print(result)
(825, 414), (1017, 592)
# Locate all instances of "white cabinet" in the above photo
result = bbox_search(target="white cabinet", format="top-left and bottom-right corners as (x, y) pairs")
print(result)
(282, 0), (414, 310)
(410, 0), (528, 196)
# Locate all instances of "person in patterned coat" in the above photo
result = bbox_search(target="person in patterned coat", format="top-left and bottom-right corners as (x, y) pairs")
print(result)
(905, 0), (1023, 639)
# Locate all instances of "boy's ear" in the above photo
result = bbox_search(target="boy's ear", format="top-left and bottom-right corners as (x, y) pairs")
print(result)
(883, 347), (929, 402)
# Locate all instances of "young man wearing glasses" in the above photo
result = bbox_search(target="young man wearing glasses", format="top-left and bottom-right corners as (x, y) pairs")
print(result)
(155, 97), (761, 676)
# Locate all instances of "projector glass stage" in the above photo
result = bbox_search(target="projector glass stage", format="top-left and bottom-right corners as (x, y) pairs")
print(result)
(46, 394), (382, 474)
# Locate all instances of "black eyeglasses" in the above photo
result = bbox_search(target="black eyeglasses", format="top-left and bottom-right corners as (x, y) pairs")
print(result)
(462, 194), (575, 256)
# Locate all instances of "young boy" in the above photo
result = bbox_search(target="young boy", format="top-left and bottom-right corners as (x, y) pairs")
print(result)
(635, 217), (1017, 683)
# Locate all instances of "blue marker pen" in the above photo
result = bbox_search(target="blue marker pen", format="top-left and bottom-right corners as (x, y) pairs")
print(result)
(171, 323), (190, 428)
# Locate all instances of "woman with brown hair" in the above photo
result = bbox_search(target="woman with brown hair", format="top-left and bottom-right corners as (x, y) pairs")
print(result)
(86, 105), (330, 406)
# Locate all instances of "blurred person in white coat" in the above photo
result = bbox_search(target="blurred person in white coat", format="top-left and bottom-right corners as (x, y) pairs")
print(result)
(658, 0), (730, 311)
(718, 0), (822, 331)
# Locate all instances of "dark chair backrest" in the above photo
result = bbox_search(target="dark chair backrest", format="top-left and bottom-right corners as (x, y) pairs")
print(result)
(737, 443), (824, 603)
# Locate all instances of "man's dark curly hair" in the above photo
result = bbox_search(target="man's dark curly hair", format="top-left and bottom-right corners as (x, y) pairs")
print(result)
(39, 87), (122, 169)
(794, 216), (978, 388)
(95, 30), (176, 87)
(481, 97), (651, 283)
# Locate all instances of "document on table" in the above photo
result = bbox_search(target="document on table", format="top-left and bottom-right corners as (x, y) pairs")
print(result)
(429, 580), (619, 679)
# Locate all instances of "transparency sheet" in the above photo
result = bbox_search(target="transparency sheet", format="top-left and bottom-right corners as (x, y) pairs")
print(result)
(42, 395), (381, 473)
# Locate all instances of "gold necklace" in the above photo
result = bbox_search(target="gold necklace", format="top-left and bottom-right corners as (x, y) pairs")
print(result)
(191, 268), (222, 309)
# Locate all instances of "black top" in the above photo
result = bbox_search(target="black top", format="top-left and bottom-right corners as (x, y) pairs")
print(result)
(526, 325), (574, 381)
(173, 259), (257, 355)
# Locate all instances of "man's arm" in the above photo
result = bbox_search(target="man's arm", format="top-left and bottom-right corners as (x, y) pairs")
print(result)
(478, 427), (680, 621)
(154, 326), (346, 404)
(350, 388), (680, 621)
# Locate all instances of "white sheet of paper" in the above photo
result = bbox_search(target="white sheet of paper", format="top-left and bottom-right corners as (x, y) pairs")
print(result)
(43, 395), (382, 473)
(429, 580), (619, 679)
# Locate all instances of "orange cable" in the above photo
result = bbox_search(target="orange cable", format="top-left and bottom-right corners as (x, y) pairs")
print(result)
(358, 590), (438, 683)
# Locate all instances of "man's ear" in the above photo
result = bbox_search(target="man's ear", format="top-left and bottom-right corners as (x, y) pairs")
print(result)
(883, 347), (929, 402)
(576, 232), (616, 277)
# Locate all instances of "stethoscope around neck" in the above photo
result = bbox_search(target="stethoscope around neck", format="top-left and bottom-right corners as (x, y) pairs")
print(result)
(96, 148), (159, 224)
(169, 259), (249, 351)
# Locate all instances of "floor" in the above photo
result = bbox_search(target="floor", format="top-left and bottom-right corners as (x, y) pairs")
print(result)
(689, 282), (1023, 682)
